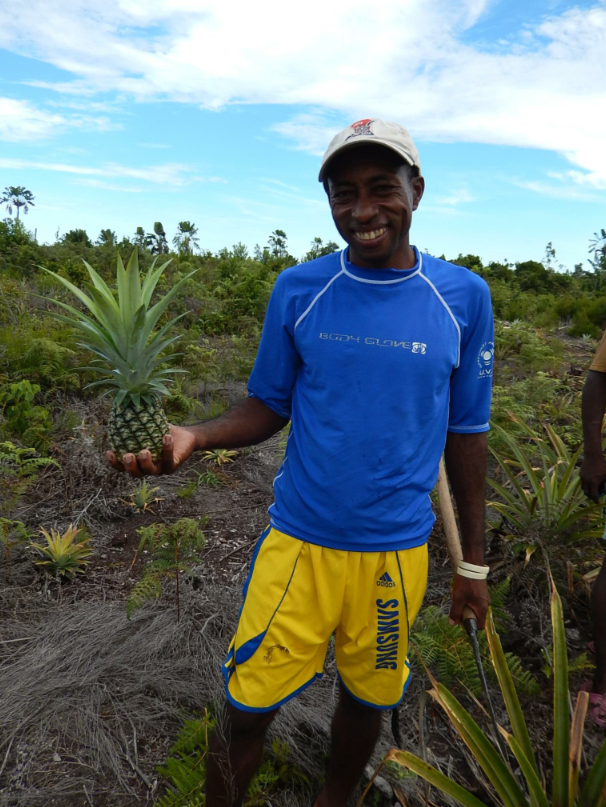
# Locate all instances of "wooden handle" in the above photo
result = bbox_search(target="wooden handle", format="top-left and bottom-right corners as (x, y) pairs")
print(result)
(436, 457), (476, 623)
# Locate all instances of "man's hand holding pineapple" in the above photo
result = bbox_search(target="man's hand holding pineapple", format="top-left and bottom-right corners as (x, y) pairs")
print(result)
(107, 397), (286, 477)
(106, 427), (195, 476)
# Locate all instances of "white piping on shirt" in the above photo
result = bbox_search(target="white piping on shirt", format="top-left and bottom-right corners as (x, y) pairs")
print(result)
(418, 272), (461, 368)
(273, 457), (287, 486)
(294, 268), (345, 331)
(340, 249), (423, 284)
(448, 423), (489, 432)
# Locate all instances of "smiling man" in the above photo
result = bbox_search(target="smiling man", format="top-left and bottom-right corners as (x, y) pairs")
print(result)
(109, 119), (494, 807)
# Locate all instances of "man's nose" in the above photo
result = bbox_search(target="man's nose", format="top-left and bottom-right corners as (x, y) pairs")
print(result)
(352, 193), (378, 222)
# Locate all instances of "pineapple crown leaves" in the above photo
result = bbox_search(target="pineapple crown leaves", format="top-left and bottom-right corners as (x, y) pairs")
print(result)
(37, 249), (198, 399)
(30, 523), (93, 579)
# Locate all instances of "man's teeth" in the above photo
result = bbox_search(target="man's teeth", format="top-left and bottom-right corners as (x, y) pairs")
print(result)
(356, 228), (387, 241)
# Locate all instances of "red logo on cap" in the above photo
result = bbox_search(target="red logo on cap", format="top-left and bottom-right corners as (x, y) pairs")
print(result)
(345, 119), (375, 142)
(351, 119), (374, 134)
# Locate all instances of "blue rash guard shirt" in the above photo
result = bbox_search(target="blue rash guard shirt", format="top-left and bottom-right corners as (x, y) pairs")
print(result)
(247, 247), (494, 552)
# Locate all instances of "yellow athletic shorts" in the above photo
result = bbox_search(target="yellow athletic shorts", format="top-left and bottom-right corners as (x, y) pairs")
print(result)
(222, 527), (428, 712)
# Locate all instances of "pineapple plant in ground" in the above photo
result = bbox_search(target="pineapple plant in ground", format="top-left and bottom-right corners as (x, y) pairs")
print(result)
(31, 524), (92, 580)
(41, 249), (197, 461)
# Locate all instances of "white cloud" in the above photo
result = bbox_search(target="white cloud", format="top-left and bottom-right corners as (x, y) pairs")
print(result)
(432, 188), (475, 206)
(73, 178), (143, 192)
(272, 112), (346, 157)
(260, 185), (326, 210)
(565, 170), (606, 191)
(510, 178), (601, 202)
(0, 97), (118, 141)
(0, 157), (215, 186)
(260, 178), (302, 192)
(1, 0), (606, 183)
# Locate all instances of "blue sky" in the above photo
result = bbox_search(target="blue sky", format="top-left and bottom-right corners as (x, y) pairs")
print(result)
(1, 0), (605, 269)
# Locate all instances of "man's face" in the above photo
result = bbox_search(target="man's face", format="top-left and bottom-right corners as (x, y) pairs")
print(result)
(327, 145), (425, 269)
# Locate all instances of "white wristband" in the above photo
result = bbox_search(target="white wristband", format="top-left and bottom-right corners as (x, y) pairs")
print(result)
(458, 560), (489, 573)
(457, 568), (488, 579)
(456, 560), (489, 580)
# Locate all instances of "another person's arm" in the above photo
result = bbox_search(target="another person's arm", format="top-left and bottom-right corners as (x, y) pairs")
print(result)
(581, 369), (606, 502)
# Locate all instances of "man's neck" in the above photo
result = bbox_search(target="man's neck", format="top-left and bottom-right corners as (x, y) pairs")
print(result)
(348, 243), (416, 271)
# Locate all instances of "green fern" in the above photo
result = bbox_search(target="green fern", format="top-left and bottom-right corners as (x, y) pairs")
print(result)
(541, 647), (594, 679)
(411, 581), (540, 697)
(488, 576), (512, 626)
(17, 338), (79, 391)
(501, 650), (544, 695)
(163, 379), (195, 424)
(157, 713), (308, 806)
(126, 518), (206, 620)
(126, 574), (162, 619)
(0, 441), (59, 576)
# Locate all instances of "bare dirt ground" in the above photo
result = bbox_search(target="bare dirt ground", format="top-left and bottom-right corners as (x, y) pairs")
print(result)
(1, 358), (605, 806)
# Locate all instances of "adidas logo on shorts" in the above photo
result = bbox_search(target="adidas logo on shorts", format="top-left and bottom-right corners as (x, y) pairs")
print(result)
(376, 572), (396, 588)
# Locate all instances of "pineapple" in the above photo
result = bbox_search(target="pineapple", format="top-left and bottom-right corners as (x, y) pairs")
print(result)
(42, 249), (197, 462)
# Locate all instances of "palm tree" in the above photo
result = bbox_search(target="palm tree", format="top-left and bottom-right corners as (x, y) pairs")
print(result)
(97, 229), (117, 247)
(1, 186), (35, 219)
(146, 222), (168, 255)
(134, 227), (147, 251)
(304, 237), (340, 262)
(173, 221), (199, 256)
(589, 229), (606, 290)
(268, 229), (288, 258)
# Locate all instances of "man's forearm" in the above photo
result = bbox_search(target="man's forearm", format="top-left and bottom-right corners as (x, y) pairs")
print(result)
(444, 431), (488, 565)
(583, 370), (606, 458)
(185, 397), (288, 452)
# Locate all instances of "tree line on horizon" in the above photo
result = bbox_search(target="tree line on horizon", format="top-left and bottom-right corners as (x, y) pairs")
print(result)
(2, 183), (606, 336)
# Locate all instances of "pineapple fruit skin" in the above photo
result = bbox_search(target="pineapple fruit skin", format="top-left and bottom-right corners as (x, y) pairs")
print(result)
(108, 397), (170, 462)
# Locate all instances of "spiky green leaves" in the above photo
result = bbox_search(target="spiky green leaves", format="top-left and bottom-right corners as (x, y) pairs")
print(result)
(39, 249), (197, 404)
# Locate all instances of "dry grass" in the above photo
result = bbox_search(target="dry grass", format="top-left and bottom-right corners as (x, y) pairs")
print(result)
(0, 577), (340, 806)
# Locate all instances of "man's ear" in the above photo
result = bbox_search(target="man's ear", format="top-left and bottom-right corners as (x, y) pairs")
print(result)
(412, 176), (425, 211)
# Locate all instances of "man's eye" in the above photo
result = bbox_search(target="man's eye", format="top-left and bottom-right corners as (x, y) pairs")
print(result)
(333, 191), (353, 200)
(375, 185), (395, 193)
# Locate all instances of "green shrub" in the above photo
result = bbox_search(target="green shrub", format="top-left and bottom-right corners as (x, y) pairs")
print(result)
(0, 380), (52, 452)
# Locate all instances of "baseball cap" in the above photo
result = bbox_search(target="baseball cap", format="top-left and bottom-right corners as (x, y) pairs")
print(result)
(318, 119), (421, 183)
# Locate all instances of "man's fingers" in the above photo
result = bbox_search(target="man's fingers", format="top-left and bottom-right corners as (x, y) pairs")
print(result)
(107, 438), (180, 477)
(585, 480), (602, 503)
(450, 577), (490, 630)
(448, 600), (463, 626)
(137, 450), (163, 476)
(123, 453), (144, 477)
(107, 451), (125, 472)
(471, 605), (487, 631)
(161, 434), (177, 473)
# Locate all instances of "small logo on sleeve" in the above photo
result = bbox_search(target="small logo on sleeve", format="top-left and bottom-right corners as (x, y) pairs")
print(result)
(477, 341), (494, 378)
